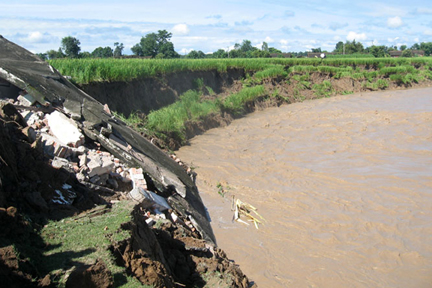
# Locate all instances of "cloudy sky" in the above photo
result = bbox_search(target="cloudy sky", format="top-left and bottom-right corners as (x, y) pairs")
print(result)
(2, 0), (432, 55)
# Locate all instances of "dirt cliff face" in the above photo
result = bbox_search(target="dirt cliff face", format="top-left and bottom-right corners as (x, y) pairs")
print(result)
(79, 69), (245, 117)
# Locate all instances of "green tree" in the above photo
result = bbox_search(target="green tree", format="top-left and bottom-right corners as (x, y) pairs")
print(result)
(61, 36), (81, 58)
(311, 48), (322, 53)
(400, 45), (407, 51)
(411, 43), (421, 50)
(419, 42), (432, 56)
(91, 46), (113, 58)
(369, 45), (388, 57)
(262, 42), (269, 52)
(79, 51), (91, 58)
(46, 48), (64, 60)
(36, 53), (48, 61)
(334, 41), (344, 53)
(211, 49), (228, 58)
(133, 30), (179, 58)
(401, 49), (412, 57)
(240, 40), (253, 53)
(187, 50), (206, 59)
(268, 47), (282, 54)
(131, 44), (143, 56)
(114, 42), (124, 57)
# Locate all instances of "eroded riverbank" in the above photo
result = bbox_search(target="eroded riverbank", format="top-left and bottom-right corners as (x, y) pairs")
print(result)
(176, 87), (432, 287)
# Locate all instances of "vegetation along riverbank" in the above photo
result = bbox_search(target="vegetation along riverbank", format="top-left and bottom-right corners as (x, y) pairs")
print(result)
(50, 57), (432, 150)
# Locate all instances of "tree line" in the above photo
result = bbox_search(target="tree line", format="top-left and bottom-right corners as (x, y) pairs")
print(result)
(37, 30), (432, 60)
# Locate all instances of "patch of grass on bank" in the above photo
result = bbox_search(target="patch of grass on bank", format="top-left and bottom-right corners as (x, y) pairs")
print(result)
(146, 90), (219, 140)
(222, 85), (266, 114)
(141, 85), (267, 142)
(40, 201), (145, 288)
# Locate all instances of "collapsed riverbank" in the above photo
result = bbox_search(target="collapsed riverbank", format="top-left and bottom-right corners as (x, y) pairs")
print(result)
(0, 36), (253, 288)
(73, 58), (432, 150)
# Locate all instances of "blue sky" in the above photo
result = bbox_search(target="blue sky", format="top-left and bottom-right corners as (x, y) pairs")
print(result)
(1, 0), (432, 55)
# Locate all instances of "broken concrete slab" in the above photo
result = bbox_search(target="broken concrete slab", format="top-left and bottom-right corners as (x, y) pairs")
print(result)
(17, 94), (36, 106)
(39, 132), (73, 158)
(46, 110), (84, 148)
(129, 187), (171, 212)
(86, 151), (115, 177)
(51, 156), (70, 169)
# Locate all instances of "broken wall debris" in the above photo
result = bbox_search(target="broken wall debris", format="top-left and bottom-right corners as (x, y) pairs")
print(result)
(0, 35), (215, 244)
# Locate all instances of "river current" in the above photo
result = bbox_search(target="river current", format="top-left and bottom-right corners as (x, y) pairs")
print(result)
(176, 87), (432, 288)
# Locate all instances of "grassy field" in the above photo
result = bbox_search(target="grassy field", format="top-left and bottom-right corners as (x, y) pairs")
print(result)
(49, 57), (432, 84)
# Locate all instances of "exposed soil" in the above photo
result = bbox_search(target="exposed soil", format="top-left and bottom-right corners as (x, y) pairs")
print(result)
(79, 69), (245, 117)
(65, 260), (114, 288)
(111, 204), (252, 288)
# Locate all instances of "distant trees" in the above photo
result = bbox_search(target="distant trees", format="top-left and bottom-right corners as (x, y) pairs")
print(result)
(91, 46), (113, 58)
(39, 34), (432, 61)
(210, 49), (228, 58)
(187, 50), (206, 59)
(368, 45), (388, 58)
(132, 30), (179, 58)
(414, 42), (432, 56)
(333, 40), (364, 54)
(61, 36), (81, 58)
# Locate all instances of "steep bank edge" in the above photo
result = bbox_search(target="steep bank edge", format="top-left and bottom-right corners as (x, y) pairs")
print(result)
(79, 69), (246, 117)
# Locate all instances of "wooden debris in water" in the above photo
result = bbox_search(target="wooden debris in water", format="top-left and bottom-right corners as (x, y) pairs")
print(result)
(232, 196), (265, 229)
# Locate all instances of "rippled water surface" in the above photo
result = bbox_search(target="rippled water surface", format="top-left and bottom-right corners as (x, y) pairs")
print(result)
(177, 88), (432, 288)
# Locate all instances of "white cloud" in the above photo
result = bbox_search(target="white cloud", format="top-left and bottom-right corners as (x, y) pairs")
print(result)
(28, 31), (44, 42)
(280, 39), (289, 45)
(387, 36), (399, 43)
(264, 36), (274, 43)
(346, 31), (367, 41)
(387, 16), (403, 28)
(179, 48), (193, 55)
(172, 24), (190, 35)
(424, 30), (432, 36)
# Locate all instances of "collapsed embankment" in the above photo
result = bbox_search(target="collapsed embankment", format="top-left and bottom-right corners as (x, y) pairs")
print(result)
(0, 36), (254, 288)
(78, 64), (432, 150)
(79, 69), (245, 117)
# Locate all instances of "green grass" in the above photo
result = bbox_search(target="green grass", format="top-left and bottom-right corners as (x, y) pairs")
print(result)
(313, 80), (334, 97)
(222, 85), (267, 114)
(40, 201), (146, 288)
(146, 90), (219, 140)
(49, 57), (432, 84)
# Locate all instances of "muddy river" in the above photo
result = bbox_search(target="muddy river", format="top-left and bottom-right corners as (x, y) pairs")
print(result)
(176, 87), (432, 288)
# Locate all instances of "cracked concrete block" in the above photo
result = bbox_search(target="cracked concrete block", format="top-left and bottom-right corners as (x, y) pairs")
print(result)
(40, 132), (73, 158)
(17, 94), (36, 106)
(46, 110), (84, 148)
(52, 156), (70, 169)
(87, 151), (115, 177)
(129, 187), (171, 211)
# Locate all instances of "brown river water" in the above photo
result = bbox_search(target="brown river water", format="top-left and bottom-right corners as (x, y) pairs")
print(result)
(176, 87), (432, 288)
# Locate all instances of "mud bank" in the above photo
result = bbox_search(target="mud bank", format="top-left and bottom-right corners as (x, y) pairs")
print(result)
(176, 87), (432, 287)
(79, 69), (245, 117)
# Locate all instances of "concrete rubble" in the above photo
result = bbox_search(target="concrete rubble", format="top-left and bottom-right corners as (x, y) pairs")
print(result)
(0, 35), (216, 245)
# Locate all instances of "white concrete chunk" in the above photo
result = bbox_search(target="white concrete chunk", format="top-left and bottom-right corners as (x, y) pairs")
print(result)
(46, 111), (84, 147)
(87, 151), (115, 177)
